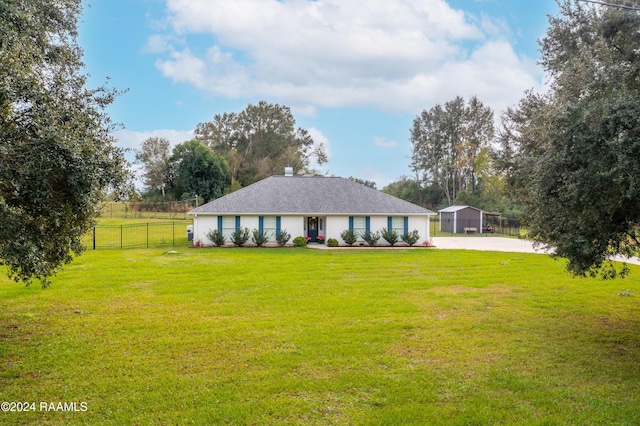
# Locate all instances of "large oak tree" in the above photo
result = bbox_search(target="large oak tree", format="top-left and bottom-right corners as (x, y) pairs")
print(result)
(195, 101), (327, 187)
(504, 0), (640, 277)
(0, 0), (128, 285)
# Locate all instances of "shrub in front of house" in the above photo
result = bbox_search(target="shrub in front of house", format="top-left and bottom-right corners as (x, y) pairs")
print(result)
(230, 227), (250, 246)
(252, 229), (270, 247)
(327, 238), (339, 247)
(206, 229), (226, 247)
(401, 230), (420, 246)
(361, 230), (381, 246)
(340, 229), (357, 246)
(276, 229), (291, 246)
(292, 236), (308, 247)
(381, 228), (400, 246)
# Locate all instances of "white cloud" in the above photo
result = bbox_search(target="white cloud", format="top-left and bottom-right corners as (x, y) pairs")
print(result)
(148, 0), (543, 113)
(373, 137), (398, 149)
(357, 167), (396, 189)
(291, 104), (318, 118)
(477, 13), (512, 39)
(307, 126), (331, 170)
(145, 34), (172, 54)
(113, 128), (194, 152)
(307, 127), (331, 156)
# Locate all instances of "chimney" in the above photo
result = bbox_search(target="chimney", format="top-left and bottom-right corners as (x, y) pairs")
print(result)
(284, 167), (293, 176)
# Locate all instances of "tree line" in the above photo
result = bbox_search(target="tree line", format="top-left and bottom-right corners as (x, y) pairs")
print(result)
(396, 95), (500, 212)
(135, 101), (327, 203)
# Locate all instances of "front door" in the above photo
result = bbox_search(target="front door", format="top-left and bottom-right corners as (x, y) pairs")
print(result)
(307, 217), (318, 242)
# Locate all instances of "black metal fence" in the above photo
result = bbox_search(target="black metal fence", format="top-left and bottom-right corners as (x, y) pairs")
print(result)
(84, 217), (523, 250)
(83, 222), (191, 250)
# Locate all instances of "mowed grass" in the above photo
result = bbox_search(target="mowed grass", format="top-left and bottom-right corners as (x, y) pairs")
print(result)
(1, 248), (639, 425)
(81, 219), (192, 249)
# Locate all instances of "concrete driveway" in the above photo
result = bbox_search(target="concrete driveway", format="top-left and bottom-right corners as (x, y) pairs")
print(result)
(310, 236), (640, 265)
(432, 236), (640, 266)
(431, 236), (547, 254)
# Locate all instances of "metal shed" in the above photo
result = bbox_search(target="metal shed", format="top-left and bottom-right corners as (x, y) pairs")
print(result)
(438, 205), (483, 234)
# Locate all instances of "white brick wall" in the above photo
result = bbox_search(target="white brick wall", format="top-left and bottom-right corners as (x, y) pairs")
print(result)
(192, 214), (431, 246)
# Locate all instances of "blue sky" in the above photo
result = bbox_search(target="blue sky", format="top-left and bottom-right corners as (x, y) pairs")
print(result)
(78, 0), (558, 189)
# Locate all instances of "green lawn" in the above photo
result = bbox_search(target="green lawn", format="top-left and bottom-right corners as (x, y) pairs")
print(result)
(82, 219), (192, 249)
(1, 248), (639, 425)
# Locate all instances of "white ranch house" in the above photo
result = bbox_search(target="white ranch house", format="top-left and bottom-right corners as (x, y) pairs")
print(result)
(188, 174), (435, 246)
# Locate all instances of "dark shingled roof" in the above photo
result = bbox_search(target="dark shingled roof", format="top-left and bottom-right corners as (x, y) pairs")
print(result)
(189, 176), (435, 215)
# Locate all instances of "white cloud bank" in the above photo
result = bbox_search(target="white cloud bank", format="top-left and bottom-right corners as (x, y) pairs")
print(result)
(150, 0), (543, 115)
(373, 137), (398, 149)
(113, 128), (194, 152)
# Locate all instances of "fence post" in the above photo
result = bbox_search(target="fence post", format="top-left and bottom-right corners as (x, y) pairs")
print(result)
(93, 227), (96, 250)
